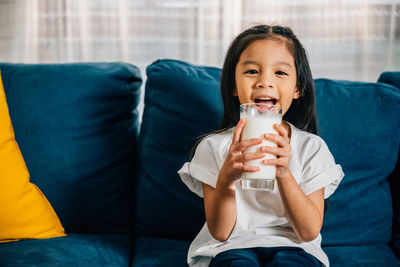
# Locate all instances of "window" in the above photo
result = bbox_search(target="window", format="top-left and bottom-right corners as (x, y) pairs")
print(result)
(1, 0), (399, 117)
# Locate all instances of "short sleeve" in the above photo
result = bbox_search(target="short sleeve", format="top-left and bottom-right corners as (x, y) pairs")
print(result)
(299, 136), (344, 199)
(178, 132), (231, 198)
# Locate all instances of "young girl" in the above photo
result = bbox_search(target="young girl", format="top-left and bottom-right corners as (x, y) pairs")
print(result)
(178, 25), (344, 267)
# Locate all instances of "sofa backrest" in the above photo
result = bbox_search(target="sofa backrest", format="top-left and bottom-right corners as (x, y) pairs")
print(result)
(134, 59), (222, 239)
(0, 62), (142, 234)
(377, 72), (400, 256)
(135, 59), (400, 247)
(315, 78), (399, 246)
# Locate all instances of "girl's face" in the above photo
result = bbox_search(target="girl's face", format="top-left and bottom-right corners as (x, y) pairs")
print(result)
(234, 39), (300, 115)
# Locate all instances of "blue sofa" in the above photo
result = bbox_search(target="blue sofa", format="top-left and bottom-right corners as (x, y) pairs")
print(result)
(0, 59), (399, 266)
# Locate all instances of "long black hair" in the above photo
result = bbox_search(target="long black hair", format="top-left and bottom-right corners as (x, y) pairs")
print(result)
(219, 24), (318, 134)
(190, 25), (318, 159)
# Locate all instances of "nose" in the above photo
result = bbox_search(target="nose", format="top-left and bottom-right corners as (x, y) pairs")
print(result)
(255, 73), (274, 89)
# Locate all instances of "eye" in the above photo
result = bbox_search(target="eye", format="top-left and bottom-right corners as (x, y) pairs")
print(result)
(275, 70), (288, 76)
(244, 69), (258, 75)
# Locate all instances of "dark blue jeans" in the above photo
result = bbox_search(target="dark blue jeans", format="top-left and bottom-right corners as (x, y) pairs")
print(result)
(209, 247), (322, 267)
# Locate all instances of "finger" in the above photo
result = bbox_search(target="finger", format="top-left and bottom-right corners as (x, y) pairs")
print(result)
(232, 118), (246, 144)
(260, 146), (287, 157)
(274, 123), (290, 142)
(242, 165), (260, 172)
(274, 123), (287, 136)
(264, 133), (289, 148)
(231, 138), (262, 153)
(240, 138), (263, 150)
(242, 152), (266, 162)
(263, 157), (286, 166)
(232, 162), (260, 172)
(230, 151), (264, 164)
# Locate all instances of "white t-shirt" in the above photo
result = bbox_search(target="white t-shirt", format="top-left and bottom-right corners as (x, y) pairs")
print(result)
(178, 123), (344, 267)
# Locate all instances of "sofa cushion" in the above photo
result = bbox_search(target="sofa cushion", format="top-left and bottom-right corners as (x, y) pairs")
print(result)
(135, 59), (222, 239)
(377, 71), (400, 258)
(0, 63), (142, 234)
(324, 244), (400, 266)
(378, 72), (400, 90)
(315, 79), (400, 246)
(132, 236), (190, 267)
(0, 233), (131, 267)
(132, 238), (400, 267)
(0, 73), (65, 242)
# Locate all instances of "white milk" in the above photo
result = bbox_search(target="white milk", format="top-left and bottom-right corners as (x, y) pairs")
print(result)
(240, 113), (281, 188)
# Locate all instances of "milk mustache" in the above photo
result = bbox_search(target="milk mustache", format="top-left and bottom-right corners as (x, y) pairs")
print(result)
(240, 103), (282, 191)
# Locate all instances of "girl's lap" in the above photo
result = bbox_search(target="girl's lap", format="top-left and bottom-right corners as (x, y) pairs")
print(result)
(209, 247), (322, 267)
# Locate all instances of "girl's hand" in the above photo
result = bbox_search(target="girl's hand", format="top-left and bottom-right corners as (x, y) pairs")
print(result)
(218, 118), (265, 189)
(261, 123), (292, 179)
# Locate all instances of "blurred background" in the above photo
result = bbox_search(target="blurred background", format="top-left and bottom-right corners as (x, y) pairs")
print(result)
(0, 0), (399, 115)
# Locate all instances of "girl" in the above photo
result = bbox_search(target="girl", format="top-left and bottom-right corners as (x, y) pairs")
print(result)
(178, 25), (344, 267)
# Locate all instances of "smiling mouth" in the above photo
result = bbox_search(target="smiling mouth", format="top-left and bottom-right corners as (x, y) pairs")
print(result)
(254, 97), (278, 105)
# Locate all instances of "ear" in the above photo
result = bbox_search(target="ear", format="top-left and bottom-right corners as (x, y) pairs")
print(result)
(293, 87), (301, 99)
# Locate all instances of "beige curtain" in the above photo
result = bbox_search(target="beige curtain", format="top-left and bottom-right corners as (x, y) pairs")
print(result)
(0, 0), (398, 82)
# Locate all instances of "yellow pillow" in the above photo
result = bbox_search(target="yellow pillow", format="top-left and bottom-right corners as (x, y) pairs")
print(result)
(0, 71), (65, 242)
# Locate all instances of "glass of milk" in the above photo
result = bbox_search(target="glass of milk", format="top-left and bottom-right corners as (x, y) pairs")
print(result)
(240, 103), (282, 191)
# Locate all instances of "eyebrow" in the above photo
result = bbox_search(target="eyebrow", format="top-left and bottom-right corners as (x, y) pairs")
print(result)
(241, 60), (293, 69)
(241, 60), (259, 66)
(275, 61), (293, 69)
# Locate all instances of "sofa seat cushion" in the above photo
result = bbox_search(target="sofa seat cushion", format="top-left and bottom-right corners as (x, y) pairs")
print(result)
(0, 63), (142, 235)
(131, 237), (400, 267)
(132, 236), (190, 267)
(0, 233), (131, 267)
(324, 244), (400, 266)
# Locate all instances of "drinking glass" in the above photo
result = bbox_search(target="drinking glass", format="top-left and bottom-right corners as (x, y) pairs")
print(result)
(240, 103), (282, 191)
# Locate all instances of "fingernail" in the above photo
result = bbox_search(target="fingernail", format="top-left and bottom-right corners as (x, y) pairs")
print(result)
(263, 160), (268, 164)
